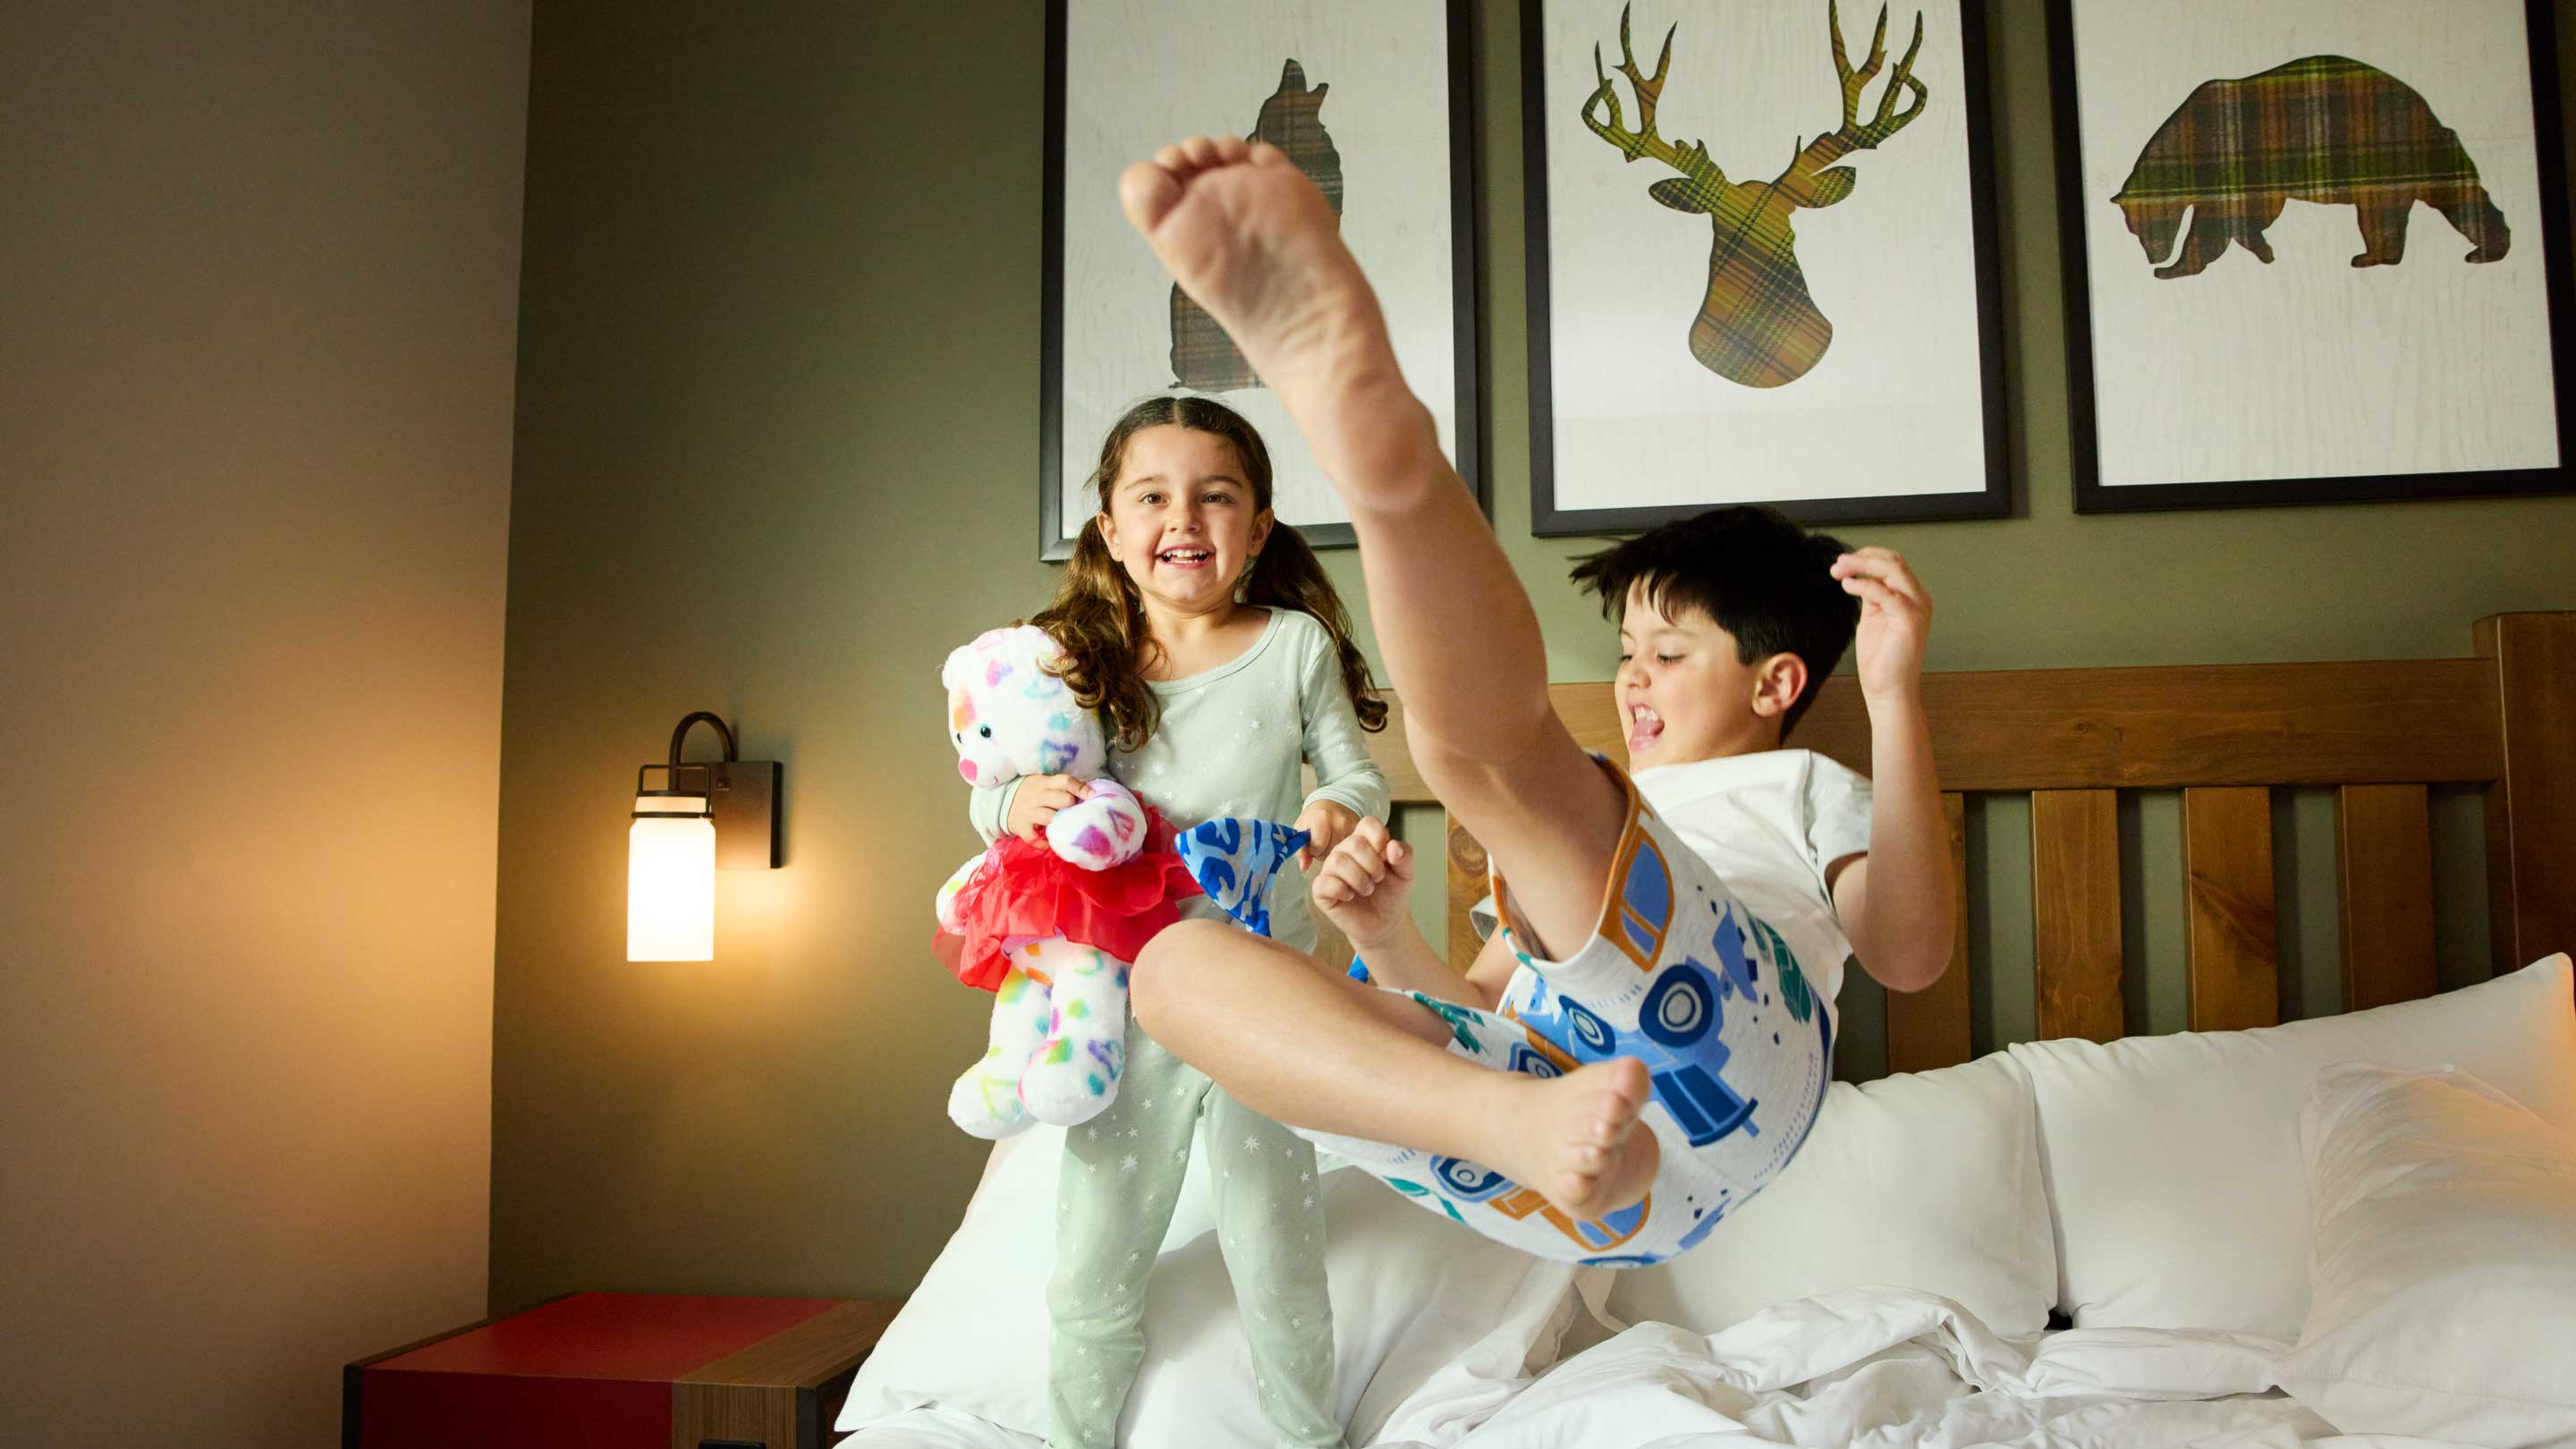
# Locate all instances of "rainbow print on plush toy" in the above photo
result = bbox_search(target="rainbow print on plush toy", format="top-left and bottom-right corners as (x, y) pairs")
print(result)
(931, 623), (1202, 1139)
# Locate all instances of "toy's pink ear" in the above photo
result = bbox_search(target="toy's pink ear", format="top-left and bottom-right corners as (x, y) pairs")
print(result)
(958, 758), (979, 784)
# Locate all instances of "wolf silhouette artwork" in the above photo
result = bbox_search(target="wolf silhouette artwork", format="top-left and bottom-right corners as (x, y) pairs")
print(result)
(2115, 55), (2511, 280)
(1167, 60), (1344, 392)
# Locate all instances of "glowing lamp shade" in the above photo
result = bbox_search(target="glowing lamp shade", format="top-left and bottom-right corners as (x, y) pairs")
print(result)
(628, 788), (714, 962)
(626, 712), (780, 963)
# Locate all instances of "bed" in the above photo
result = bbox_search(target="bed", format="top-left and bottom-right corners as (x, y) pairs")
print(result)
(835, 610), (2576, 1449)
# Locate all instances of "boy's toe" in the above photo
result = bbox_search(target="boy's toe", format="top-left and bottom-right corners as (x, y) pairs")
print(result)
(1119, 160), (1183, 233)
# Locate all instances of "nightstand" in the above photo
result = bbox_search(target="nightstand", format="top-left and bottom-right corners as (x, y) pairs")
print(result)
(344, 1292), (904, 1449)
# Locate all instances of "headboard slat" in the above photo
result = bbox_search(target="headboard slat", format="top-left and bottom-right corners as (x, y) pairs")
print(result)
(1887, 792), (1975, 1072)
(2184, 786), (2281, 1031)
(2033, 789), (2125, 1042)
(2476, 613), (2576, 971)
(2336, 784), (2438, 1011)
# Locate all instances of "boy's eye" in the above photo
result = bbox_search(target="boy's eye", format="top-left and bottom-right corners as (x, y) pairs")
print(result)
(1657, 654), (1683, 665)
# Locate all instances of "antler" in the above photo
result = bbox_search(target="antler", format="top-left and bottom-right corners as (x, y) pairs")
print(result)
(1580, 4), (1724, 185)
(1828, 0), (1928, 149)
(1780, 0), (1928, 194)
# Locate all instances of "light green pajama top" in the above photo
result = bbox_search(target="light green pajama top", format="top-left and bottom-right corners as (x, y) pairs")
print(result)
(970, 607), (1390, 950)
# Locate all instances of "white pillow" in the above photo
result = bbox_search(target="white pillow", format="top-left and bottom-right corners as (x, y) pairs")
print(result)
(1605, 1052), (2057, 1338)
(2012, 953), (2576, 1335)
(837, 1125), (1598, 1446)
(2275, 1063), (2576, 1447)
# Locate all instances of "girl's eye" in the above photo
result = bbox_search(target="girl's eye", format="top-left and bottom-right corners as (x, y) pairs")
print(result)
(1202, 492), (1233, 505)
(1616, 653), (1633, 665)
(1657, 654), (1683, 665)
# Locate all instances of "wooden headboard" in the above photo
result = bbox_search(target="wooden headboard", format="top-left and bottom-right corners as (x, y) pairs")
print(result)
(1360, 611), (2576, 1075)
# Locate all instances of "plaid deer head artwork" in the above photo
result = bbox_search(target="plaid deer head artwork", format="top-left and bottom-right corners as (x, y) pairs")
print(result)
(1169, 60), (1344, 392)
(2113, 55), (2511, 281)
(1584, 2), (1930, 390)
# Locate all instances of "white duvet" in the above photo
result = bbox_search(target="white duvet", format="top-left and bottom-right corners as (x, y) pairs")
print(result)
(843, 1285), (2471, 1449)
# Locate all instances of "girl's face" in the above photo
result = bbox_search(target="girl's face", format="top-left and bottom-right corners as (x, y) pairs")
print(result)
(1098, 424), (1273, 617)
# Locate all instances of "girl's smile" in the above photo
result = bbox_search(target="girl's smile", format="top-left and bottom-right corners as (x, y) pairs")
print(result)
(1100, 424), (1273, 615)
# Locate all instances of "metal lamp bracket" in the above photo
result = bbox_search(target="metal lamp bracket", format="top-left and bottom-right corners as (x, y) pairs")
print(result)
(659, 711), (782, 869)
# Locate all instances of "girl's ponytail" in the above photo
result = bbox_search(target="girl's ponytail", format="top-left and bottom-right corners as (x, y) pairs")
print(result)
(1244, 523), (1387, 733)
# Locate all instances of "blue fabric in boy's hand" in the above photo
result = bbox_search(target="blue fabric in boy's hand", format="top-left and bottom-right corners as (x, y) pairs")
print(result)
(1174, 818), (1309, 939)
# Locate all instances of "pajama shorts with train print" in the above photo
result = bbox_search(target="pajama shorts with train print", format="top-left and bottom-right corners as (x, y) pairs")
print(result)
(1296, 762), (1835, 1267)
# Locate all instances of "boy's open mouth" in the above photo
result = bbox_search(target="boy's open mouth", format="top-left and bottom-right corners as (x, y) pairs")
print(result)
(1628, 702), (1663, 750)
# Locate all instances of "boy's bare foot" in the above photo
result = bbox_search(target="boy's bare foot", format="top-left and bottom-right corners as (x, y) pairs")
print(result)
(1119, 136), (1409, 463)
(1490, 1058), (1658, 1222)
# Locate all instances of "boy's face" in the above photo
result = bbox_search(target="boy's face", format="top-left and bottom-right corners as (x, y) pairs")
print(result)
(1616, 580), (1788, 766)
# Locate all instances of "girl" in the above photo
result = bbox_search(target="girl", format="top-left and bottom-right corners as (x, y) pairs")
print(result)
(968, 394), (1388, 1449)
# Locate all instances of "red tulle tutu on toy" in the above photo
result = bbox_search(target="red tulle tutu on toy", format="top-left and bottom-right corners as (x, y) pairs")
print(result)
(935, 818), (1203, 992)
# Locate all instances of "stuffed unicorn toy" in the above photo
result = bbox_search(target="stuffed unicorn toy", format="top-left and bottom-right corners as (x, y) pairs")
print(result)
(933, 625), (1199, 1139)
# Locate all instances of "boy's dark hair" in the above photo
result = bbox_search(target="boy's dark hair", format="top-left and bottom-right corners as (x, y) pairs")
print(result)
(1568, 505), (1860, 740)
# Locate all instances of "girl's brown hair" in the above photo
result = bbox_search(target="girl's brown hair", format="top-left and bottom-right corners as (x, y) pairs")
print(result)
(1033, 394), (1387, 752)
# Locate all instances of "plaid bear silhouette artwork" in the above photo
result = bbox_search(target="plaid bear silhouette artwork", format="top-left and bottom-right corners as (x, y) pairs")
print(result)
(2115, 55), (2511, 279)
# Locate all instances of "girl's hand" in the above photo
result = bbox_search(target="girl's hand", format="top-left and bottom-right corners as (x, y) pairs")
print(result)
(1309, 817), (1413, 951)
(1004, 775), (1090, 843)
(1292, 799), (1361, 870)
(1830, 547), (1934, 707)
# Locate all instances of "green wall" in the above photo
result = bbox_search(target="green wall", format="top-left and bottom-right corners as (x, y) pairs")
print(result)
(490, 0), (2576, 1310)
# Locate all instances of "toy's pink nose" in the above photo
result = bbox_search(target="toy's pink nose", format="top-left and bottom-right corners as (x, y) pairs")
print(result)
(957, 758), (978, 784)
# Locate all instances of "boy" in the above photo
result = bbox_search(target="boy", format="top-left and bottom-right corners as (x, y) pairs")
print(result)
(1119, 136), (1953, 1264)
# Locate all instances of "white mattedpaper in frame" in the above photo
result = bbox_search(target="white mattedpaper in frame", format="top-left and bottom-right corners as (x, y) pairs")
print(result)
(1525, 0), (2008, 532)
(1040, 0), (1479, 559)
(2056, 0), (2576, 511)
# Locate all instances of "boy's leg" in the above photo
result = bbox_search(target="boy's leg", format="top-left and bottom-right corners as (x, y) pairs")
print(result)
(1119, 138), (1623, 962)
(1131, 920), (1655, 1219)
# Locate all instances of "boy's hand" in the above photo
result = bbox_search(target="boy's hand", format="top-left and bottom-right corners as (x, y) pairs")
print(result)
(1004, 775), (1089, 843)
(1292, 798), (1361, 871)
(1831, 547), (1933, 706)
(1309, 816), (1413, 951)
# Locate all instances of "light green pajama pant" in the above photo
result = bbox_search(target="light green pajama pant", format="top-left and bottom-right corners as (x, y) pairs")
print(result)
(1046, 1026), (1342, 1449)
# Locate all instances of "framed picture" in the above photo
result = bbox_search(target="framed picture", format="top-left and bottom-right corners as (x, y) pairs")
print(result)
(1522, 0), (2009, 534)
(1039, 0), (1481, 560)
(2053, 0), (2576, 512)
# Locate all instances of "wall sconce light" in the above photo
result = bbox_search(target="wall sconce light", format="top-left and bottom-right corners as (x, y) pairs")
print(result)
(628, 711), (780, 962)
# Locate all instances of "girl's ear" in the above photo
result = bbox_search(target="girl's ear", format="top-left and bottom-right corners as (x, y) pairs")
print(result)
(1248, 507), (1275, 557)
(1750, 652), (1808, 719)
(1096, 513), (1120, 561)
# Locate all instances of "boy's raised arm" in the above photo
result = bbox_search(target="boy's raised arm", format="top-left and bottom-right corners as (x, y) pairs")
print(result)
(1828, 547), (1953, 993)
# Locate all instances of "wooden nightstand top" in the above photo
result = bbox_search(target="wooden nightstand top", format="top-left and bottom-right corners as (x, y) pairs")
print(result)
(378, 1294), (851, 1380)
(348, 1292), (906, 1449)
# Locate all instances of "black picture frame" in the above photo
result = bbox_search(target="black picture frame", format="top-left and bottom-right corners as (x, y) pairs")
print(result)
(2052, 0), (2576, 513)
(1521, 0), (2012, 535)
(1038, 0), (1486, 561)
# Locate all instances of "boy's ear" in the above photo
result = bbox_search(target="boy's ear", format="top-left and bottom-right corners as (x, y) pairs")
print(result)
(1750, 652), (1809, 720)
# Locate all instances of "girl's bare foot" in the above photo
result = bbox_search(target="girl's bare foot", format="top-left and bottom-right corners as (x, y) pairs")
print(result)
(1118, 136), (1411, 469)
(1487, 1058), (1659, 1222)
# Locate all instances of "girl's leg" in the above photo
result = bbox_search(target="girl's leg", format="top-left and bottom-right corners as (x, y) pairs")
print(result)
(1046, 1036), (1199, 1449)
(1131, 920), (1655, 1220)
(1201, 1089), (1342, 1448)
